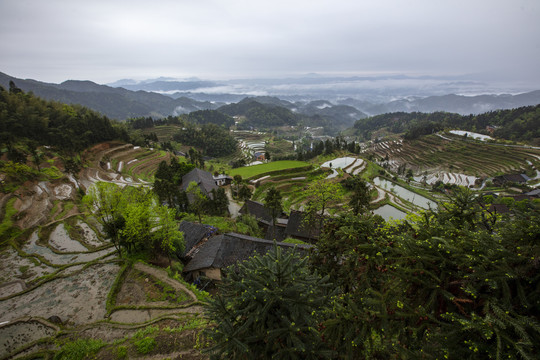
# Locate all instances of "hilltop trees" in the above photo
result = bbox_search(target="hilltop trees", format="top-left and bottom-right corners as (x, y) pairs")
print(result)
(153, 159), (194, 211)
(203, 185), (540, 359)
(173, 123), (237, 157)
(0, 85), (128, 155)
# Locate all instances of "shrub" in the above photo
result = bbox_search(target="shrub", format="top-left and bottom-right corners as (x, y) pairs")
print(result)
(54, 338), (105, 360)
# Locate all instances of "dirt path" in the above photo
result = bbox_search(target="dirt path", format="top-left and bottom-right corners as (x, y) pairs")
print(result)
(107, 263), (203, 324)
(371, 186), (386, 204)
(133, 263), (198, 303)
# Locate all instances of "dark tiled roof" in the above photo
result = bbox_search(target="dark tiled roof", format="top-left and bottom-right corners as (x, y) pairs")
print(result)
(181, 168), (218, 199)
(183, 232), (312, 273)
(488, 204), (510, 214)
(285, 210), (321, 240)
(494, 174), (528, 184)
(526, 189), (540, 197)
(178, 221), (215, 257)
(239, 200), (273, 225)
(265, 224), (287, 242)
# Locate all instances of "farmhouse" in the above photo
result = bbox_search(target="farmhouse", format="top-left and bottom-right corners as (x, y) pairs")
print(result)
(253, 151), (266, 161)
(213, 174), (233, 186)
(283, 210), (322, 243)
(181, 168), (219, 200)
(177, 221), (217, 260)
(493, 173), (529, 186)
(239, 200), (276, 225)
(182, 232), (312, 281)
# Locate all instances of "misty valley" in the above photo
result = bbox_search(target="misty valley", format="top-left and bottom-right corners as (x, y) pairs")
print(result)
(0, 74), (539, 359)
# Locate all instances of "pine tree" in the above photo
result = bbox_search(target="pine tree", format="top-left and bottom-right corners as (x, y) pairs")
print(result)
(204, 244), (335, 359)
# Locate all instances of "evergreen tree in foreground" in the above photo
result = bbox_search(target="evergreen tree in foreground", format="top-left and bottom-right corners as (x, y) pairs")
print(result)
(204, 245), (335, 359)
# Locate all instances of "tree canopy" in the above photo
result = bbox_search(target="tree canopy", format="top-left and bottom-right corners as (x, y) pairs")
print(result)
(172, 123), (237, 157)
(0, 85), (128, 153)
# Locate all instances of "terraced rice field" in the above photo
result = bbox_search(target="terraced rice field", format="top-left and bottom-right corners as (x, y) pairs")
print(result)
(229, 160), (311, 179)
(89, 143), (173, 183)
(367, 135), (540, 177)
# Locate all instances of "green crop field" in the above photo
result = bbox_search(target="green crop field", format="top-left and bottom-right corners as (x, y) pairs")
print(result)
(228, 160), (310, 178)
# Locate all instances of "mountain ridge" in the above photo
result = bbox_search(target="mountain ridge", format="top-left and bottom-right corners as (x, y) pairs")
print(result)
(1, 72), (540, 123)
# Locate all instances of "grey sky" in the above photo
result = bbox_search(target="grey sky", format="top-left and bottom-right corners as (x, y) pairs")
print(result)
(1, 0), (539, 86)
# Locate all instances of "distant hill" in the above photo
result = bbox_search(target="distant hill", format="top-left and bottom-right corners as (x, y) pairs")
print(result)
(362, 91), (540, 116)
(0, 72), (219, 120)
(217, 97), (367, 132)
(2, 71), (539, 129)
(112, 80), (222, 92)
(218, 98), (299, 128)
(349, 104), (540, 145)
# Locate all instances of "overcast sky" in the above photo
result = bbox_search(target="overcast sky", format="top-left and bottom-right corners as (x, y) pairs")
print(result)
(1, 0), (539, 86)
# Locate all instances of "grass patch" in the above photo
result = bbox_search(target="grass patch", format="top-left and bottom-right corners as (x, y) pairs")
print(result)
(0, 197), (17, 234)
(282, 237), (309, 245)
(228, 160), (310, 178)
(132, 325), (158, 354)
(106, 260), (130, 315)
(54, 338), (105, 360)
(181, 214), (236, 233)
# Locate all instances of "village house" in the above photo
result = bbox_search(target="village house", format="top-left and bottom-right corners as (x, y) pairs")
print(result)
(213, 174), (233, 186)
(283, 210), (322, 243)
(177, 221), (217, 260)
(238, 200), (290, 239)
(253, 151), (266, 162)
(182, 232), (312, 281)
(492, 173), (529, 187)
(181, 168), (219, 201)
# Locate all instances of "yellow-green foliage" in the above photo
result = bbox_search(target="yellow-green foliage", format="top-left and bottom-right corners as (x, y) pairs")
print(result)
(228, 160), (310, 178)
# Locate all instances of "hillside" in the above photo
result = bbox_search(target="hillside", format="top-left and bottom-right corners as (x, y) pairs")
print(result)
(0, 72), (219, 120)
(349, 104), (540, 145)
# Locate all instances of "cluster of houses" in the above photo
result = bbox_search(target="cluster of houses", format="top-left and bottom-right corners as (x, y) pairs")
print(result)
(175, 167), (320, 283)
(177, 200), (321, 283)
(178, 218), (313, 282)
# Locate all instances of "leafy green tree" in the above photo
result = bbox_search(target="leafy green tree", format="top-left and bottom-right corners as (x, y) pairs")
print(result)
(264, 186), (283, 239)
(153, 159), (194, 211)
(233, 174), (243, 198)
(347, 176), (371, 215)
(205, 245), (334, 359)
(313, 191), (540, 359)
(209, 187), (229, 216)
(83, 182), (128, 255)
(238, 184), (252, 201)
(304, 178), (343, 230)
(84, 183), (183, 259)
(186, 181), (207, 223)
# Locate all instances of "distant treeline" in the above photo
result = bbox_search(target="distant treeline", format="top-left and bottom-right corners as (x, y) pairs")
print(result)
(173, 123), (237, 157)
(353, 105), (540, 144)
(127, 109), (234, 130)
(0, 82), (129, 154)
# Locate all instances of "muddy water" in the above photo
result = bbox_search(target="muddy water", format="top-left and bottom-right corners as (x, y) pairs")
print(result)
(23, 232), (116, 265)
(49, 224), (88, 252)
(0, 263), (119, 325)
(0, 249), (55, 287)
(0, 320), (57, 355)
(76, 220), (106, 248)
(373, 204), (407, 221)
(373, 177), (437, 210)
